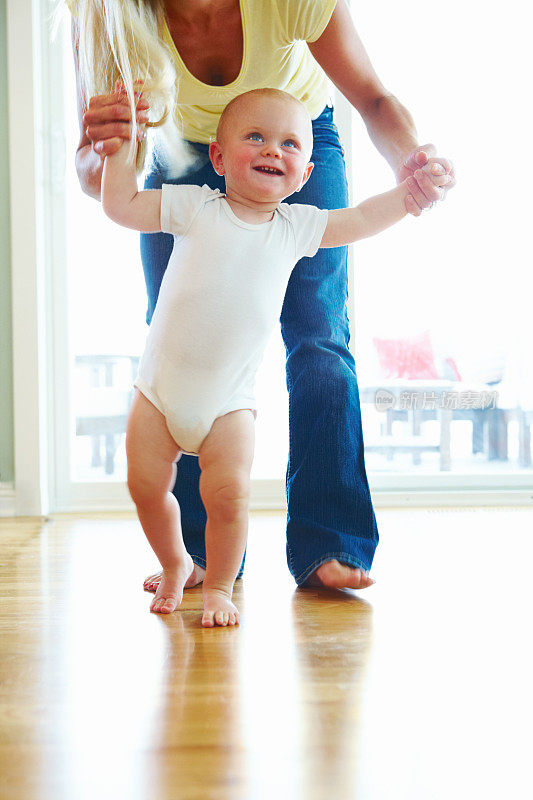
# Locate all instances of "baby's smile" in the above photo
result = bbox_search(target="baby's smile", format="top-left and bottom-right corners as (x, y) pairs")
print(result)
(253, 165), (284, 176)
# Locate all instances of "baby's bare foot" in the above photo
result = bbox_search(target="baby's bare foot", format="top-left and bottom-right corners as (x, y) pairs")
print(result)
(150, 554), (196, 614)
(144, 561), (205, 594)
(202, 588), (240, 628)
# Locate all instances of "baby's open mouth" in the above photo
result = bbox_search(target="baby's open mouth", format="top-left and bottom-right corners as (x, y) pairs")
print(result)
(253, 166), (284, 176)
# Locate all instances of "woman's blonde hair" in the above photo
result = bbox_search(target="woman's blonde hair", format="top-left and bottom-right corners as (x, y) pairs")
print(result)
(55, 0), (193, 174)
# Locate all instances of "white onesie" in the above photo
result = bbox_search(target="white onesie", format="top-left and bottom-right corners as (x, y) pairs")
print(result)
(134, 184), (329, 455)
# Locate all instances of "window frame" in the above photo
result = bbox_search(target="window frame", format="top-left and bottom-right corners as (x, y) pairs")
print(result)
(7, 0), (533, 515)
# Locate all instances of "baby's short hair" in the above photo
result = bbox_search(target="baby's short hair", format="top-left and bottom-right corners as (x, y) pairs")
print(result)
(216, 88), (312, 151)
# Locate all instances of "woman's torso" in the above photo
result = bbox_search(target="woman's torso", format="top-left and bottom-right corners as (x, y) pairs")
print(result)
(161, 0), (336, 143)
(165, 0), (243, 87)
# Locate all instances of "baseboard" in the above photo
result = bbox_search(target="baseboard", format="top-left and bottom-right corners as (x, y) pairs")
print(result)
(0, 483), (16, 517)
(372, 490), (533, 507)
(4, 479), (533, 516)
(249, 480), (533, 510)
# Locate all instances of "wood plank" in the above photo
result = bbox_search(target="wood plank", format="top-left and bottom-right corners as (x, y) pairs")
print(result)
(1, 508), (532, 799)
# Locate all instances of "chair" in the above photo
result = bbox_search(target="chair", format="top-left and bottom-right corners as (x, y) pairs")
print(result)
(75, 355), (139, 475)
(361, 329), (509, 470)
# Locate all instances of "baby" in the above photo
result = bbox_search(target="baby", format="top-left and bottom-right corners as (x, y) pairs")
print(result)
(102, 86), (448, 627)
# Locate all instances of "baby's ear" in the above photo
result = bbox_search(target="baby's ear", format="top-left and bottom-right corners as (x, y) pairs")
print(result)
(296, 162), (314, 192)
(209, 141), (225, 175)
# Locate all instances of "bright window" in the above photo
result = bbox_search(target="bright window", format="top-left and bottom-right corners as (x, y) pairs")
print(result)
(54, 0), (531, 507)
(349, 0), (532, 478)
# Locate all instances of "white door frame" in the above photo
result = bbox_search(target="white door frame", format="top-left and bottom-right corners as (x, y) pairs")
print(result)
(7, 0), (49, 516)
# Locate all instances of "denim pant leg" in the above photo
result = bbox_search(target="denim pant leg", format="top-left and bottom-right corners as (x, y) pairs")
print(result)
(139, 144), (246, 578)
(281, 107), (379, 585)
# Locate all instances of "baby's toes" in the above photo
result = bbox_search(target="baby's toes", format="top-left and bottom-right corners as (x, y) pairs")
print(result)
(228, 612), (238, 626)
(215, 610), (228, 626)
(151, 595), (177, 614)
(161, 597), (177, 613)
(202, 610), (215, 627)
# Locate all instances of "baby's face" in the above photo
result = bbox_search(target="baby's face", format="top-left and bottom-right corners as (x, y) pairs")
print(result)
(210, 96), (314, 203)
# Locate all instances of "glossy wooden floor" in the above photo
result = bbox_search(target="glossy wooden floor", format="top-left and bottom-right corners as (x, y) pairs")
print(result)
(1, 507), (532, 800)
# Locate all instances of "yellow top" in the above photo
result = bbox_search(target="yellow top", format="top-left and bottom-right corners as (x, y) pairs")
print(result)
(67, 0), (337, 143)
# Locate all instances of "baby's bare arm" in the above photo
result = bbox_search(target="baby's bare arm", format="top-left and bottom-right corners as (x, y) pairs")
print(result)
(101, 138), (162, 232)
(321, 182), (410, 248)
(320, 164), (449, 248)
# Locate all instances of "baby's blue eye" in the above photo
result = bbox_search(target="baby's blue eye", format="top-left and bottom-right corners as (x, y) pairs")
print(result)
(248, 133), (263, 141)
(283, 140), (298, 148)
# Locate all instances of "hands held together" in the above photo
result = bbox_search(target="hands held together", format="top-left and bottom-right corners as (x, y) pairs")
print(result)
(83, 80), (149, 158)
(399, 143), (456, 216)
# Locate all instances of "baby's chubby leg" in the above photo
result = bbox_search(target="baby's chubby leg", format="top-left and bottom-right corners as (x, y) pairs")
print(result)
(126, 389), (195, 614)
(198, 410), (255, 628)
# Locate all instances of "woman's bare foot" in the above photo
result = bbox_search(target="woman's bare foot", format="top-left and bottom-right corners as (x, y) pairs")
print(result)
(202, 588), (240, 627)
(150, 553), (197, 614)
(303, 559), (375, 590)
(144, 561), (205, 594)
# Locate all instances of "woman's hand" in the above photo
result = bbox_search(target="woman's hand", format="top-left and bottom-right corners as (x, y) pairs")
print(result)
(83, 82), (150, 158)
(398, 143), (456, 217)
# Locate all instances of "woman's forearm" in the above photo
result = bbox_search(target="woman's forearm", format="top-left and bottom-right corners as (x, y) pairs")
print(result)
(75, 144), (105, 201)
(361, 93), (420, 178)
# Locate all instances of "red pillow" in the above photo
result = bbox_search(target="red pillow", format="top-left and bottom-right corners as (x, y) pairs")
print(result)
(373, 330), (439, 380)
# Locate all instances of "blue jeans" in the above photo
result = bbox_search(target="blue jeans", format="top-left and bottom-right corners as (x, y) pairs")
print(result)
(140, 104), (379, 585)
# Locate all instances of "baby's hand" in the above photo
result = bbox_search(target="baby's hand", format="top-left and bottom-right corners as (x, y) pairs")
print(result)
(405, 159), (453, 215)
(424, 160), (453, 188)
(114, 79), (147, 142)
